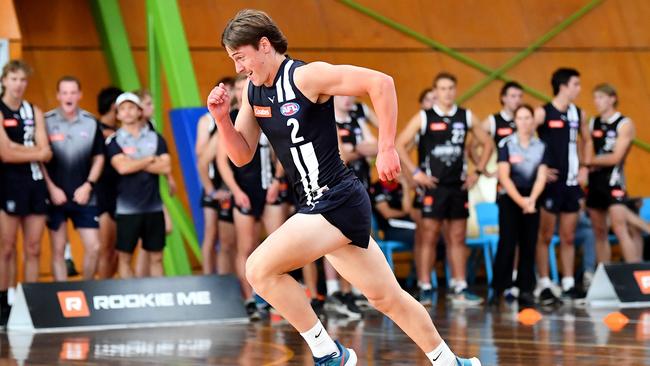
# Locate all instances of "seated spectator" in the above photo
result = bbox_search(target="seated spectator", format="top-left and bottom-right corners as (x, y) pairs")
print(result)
(43, 76), (104, 281)
(369, 177), (415, 244)
(106, 93), (170, 278)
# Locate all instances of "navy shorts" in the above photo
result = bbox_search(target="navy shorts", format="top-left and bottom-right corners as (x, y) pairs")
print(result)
(586, 185), (627, 210)
(420, 185), (469, 220)
(1, 178), (48, 216)
(235, 185), (282, 219)
(47, 202), (100, 230)
(541, 182), (583, 214)
(115, 211), (166, 253)
(412, 187), (424, 210)
(298, 178), (371, 249)
(200, 189), (234, 223)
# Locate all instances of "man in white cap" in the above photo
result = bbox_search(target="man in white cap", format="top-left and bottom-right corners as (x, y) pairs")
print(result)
(105, 92), (171, 278)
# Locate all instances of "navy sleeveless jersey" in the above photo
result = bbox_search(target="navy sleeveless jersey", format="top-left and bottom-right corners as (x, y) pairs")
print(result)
(489, 111), (516, 146)
(229, 109), (274, 190)
(247, 58), (354, 209)
(336, 113), (371, 189)
(589, 112), (629, 189)
(0, 99), (44, 181)
(417, 104), (471, 186)
(537, 103), (581, 186)
(205, 114), (224, 189)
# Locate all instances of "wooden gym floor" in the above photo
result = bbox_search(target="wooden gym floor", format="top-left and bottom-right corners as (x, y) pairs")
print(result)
(2, 291), (650, 366)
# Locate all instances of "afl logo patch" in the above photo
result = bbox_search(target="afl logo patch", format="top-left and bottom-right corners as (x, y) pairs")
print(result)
(280, 102), (300, 116)
(452, 122), (465, 129)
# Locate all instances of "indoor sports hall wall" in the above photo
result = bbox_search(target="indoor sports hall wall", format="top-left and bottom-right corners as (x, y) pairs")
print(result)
(14, 0), (650, 199)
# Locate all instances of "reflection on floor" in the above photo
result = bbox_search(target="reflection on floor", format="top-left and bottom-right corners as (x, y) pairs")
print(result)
(2, 299), (650, 365)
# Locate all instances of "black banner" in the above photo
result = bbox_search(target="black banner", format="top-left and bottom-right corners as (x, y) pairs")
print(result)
(9, 275), (247, 330)
(587, 262), (650, 308)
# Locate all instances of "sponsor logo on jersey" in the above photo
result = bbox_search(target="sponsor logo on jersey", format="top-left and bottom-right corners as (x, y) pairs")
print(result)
(253, 105), (272, 118)
(280, 102), (300, 116)
(497, 127), (513, 136)
(49, 133), (65, 142)
(452, 122), (465, 129)
(607, 130), (617, 137)
(611, 189), (625, 198)
(592, 130), (604, 138)
(24, 119), (34, 126)
(3, 119), (18, 127)
(57, 291), (91, 318)
(634, 271), (650, 295)
(569, 121), (579, 128)
(430, 122), (447, 131)
(122, 146), (137, 155)
(548, 120), (564, 128)
(423, 196), (434, 206)
(509, 154), (524, 164)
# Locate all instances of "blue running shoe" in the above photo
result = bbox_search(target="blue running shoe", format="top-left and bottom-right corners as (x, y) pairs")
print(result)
(313, 340), (357, 365)
(455, 356), (482, 365)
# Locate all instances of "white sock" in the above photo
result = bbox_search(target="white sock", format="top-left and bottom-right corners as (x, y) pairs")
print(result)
(454, 279), (468, 292)
(539, 277), (552, 290)
(420, 282), (433, 291)
(426, 340), (456, 366)
(7, 287), (15, 306)
(561, 276), (575, 292)
(512, 270), (518, 282)
(326, 280), (340, 296)
(300, 320), (339, 358)
(64, 243), (73, 260)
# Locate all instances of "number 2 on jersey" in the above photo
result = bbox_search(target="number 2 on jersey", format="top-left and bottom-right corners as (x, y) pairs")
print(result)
(287, 118), (304, 144)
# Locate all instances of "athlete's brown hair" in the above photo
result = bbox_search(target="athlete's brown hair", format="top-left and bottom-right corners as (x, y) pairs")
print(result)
(593, 83), (618, 107)
(221, 9), (288, 54)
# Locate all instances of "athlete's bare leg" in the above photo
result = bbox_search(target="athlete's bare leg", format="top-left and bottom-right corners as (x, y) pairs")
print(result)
(97, 212), (117, 279)
(22, 215), (46, 283)
(536, 209), (557, 278)
(558, 212), (578, 278)
(610, 204), (641, 262)
(234, 209), (261, 300)
(217, 221), (236, 275)
(49, 224), (69, 281)
(202, 208), (219, 274)
(246, 213), (442, 352)
(447, 218), (468, 282)
(0, 212), (20, 289)
(588, 208), (610, 263)
(78, 228), (101, 279)
(417, 217), (442, 285)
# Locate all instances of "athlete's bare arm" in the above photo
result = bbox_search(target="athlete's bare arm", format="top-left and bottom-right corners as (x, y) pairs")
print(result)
(294, 62), (400, 181)
(111, 154), (155, 175)
(195, 113), (214, 156)
(396, 112), (437, 188)
(216, 134), (250, 210)
(0, 107), (51, 163)
(590, 118), (635, 167)
(197, 131), (219, 194)
(534, 106), (558, 182)
(207, 79), (261, 167)
(469, 115), (494, 173)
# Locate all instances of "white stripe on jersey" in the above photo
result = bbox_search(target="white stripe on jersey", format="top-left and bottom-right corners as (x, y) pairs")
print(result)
(275, 76), (284, 103)
(259, 134), (273, 190)
(282, 59), (296, 101)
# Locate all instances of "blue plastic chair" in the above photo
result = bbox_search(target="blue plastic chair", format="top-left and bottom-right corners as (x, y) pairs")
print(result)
(447, 202), (497, 287)
(549, 235), (560, 284)
(640, 197), (650, 222)
(370, 214), (427, 284)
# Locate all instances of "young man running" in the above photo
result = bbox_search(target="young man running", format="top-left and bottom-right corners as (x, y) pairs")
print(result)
(208, 9), (480, 366)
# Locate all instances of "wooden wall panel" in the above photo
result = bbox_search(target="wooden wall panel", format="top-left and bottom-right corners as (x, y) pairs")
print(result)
(12, 0), (650, 201)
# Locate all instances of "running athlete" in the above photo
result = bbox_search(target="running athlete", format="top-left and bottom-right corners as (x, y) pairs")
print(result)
(586, 83), (639, 262)
(196, 78), (241, 276)
(0, 60), (52, 326)
(95, 86), (123, 279)
(397, 72), (493, 306)
(534, 68), (591, 304)
(217, 84), (287, 320)
(335, 95), (377, 190)
(209, 10), (480, 366)
(43, 76), (104, 281)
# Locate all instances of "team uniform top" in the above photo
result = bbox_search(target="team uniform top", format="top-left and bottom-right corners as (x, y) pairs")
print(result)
(206, 114), (224, 190)
(417, 104), (472, 186)
(229, 109), (274, 192)
(537, 103), (581, 187)
(336, 111), (371, 189)
(44, 108), (104, 204)
(247, 57), (355, 212)
(0, 99), (44, 181)
(488, 111), (516, 146)
(497, 134), (549, 194)
(589, 112), (629, 190)
(105, 124), (169, 215)
(369, 180), (409, 231)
